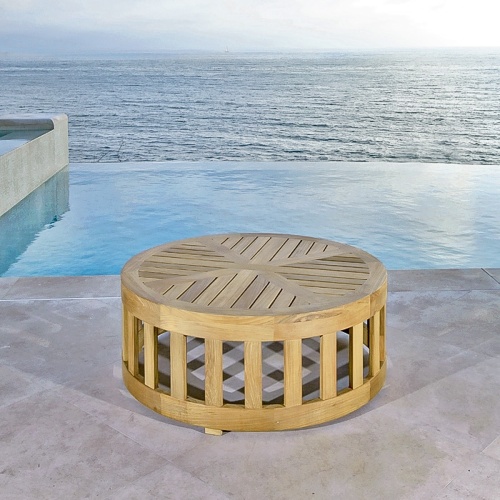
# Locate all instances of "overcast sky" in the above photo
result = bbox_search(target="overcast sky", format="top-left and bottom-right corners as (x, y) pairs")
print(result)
(1, 0), (500, 55)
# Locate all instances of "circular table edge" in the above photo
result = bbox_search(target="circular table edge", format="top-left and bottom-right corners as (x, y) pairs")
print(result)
(121, 232), (388, 318)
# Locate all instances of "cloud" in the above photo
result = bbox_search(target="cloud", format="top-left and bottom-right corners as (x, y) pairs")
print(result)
(1, 0), (499, 55)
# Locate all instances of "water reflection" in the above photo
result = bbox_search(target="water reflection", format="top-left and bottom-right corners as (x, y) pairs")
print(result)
(1, 162), (499, 276)
(0, 167), (69, 275)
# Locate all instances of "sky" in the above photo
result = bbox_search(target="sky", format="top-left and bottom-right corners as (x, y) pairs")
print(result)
(1, 0), (500, 55)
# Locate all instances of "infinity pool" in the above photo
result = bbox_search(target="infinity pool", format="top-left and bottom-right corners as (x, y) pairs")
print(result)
(1, 161), (499, 276)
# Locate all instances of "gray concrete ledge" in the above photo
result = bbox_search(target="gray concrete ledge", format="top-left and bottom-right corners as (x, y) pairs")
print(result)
(0, 113), (69, 216)
(1, 269), (499, 300)
(0, 114), (61, 131)
(389, 268), (500, 292)
(0, 275), (121, 300)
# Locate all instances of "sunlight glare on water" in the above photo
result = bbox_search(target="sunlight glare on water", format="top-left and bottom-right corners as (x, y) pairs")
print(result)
(1, 161), (499, 276)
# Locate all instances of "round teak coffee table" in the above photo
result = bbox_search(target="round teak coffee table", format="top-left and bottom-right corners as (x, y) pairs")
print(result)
(121, 233), (387, 434)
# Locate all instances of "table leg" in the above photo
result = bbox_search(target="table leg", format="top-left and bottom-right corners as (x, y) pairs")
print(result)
(205, 428), (223, 436)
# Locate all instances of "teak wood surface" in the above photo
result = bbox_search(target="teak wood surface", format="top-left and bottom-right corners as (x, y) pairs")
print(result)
(121, 233), (387, 433)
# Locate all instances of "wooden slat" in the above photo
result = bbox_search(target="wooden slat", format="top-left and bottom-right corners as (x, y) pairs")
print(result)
(145, 280), (175, 295)
(205, 339), (223, 407)
(369, 311), (381, 376)
(282, 262), (369, 274)
(220, 234), (243, 249)
(349, 323), (364, 389)
(288, 271), (369, 282)
(230, 235), (258, 256)
(170, 331), (187, 400)
(177, 276), (217, 303)
(231, 274), (268, 309)
(307, 241), (328, 255)
(158, 247), (224, 255)
(275, 254), (368, 269)
(380, 306), (386, 362)
(282, 273), (368, 284)
(286, 278), (360, 289)
(244, 341), (262, 409)
(209, 234), (232, 245)
(270, 289), (296, 309)
(146, 268), (233, 289)
(148, 251), (227, 262)
(170, 242), (206, 248)
(320, 332), (337, 399)
(138, 270), (190, 279)
(289, 239), (314, 258)
(270, 238), (302, 261)
(323, 254), (365, 263)
(170, 241), (205, 248)
(241, 235), (272, 260)
(144, 322), (158, 389)
(279, 271), (367, 283)
(192, 274), (236, 306)
(161, 281), (196, 301)
(139, 265), (222, 276)
(250, 282), (282, 309)
(284, 339), (302, 407)
(265, 272), (329, 304)
(283, 295), (311, 308)
(294, 286), (347, 297)
(141, 255), (221, 269)
(141, 261), (220, 272)
(127, 314), (139, 376)
(208, 270), (256, 308)
(122, 307), (132, 363)
(250, 237), (287, 263)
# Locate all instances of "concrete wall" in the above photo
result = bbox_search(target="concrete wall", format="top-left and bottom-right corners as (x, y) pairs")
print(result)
(0, 114), (69, 217)
(0, 167), (69, 275)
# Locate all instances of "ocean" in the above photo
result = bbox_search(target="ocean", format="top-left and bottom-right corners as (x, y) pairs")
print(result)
(1, 48), (500, 164)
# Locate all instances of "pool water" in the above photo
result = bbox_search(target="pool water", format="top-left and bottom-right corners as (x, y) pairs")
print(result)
(0, 130), (48, 155)
(1, 161), (499, 276)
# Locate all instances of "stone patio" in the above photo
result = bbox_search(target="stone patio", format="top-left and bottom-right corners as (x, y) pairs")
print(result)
(1, 269), (499, 499)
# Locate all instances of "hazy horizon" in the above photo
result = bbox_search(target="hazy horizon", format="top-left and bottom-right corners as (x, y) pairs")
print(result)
(1, 0), (499, 56)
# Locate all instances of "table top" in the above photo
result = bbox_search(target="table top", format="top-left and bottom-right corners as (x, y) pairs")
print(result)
(121, 233), (387, 316)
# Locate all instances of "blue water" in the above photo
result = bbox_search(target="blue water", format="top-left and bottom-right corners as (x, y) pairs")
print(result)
(1, 49), (500, 164)
(1, 161), (499, 276)
(1, 50), (500, 275)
